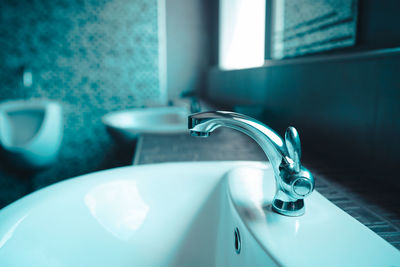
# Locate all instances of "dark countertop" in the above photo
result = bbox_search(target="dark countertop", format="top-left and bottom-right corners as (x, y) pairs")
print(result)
(135, 128), (400, 250)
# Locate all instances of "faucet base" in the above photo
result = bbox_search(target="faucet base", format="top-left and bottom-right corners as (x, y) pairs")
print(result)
(272, 198), (305, 217)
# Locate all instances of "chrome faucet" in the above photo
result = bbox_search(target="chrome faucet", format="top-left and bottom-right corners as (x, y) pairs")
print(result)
(188, 111), (314, 216)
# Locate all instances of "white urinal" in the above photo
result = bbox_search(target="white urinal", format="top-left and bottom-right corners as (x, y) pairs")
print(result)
(0, 100), (63, 170)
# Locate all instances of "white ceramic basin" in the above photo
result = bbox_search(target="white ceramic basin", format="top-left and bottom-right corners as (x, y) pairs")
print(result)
(102, 107), (189, 141)
(0, 162), (399, 267)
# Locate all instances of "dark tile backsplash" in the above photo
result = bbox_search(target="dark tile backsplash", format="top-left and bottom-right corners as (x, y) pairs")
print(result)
(0, 0), (161, 207)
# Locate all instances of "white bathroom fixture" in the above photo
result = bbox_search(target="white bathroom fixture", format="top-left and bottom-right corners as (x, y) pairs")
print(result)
(102, 106), (189, 142)
(0, 161), (399, 266)
(0, 99), (63, 170)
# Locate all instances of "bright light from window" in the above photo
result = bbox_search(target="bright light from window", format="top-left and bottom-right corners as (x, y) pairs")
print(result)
(219, 0), (266, 70)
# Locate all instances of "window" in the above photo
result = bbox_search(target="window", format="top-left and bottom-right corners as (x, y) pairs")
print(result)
(218, 0), (266, 70)
(218, 0), (358, 69)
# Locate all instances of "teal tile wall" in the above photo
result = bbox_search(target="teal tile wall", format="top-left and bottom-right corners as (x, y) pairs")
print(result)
(0, 0), (162, 207)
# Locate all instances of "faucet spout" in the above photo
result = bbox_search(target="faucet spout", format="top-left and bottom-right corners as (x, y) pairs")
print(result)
(189, 111), (315, 216)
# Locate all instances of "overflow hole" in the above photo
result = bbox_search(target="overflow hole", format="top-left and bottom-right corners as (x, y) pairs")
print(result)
(234, 227), (241, 254)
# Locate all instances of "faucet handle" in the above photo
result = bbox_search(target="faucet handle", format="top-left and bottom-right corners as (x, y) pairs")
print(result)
(285, 126), (301, 172)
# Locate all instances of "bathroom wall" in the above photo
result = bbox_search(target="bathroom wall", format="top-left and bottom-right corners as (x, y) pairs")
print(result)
(165, 0), (215, 99)
(207, 49), (400, 184)
(205, 0), (400, 185)
(0, 0), (161, 206)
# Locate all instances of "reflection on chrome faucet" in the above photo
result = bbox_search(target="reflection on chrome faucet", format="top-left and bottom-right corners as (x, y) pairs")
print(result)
(188, 111), (314, 216)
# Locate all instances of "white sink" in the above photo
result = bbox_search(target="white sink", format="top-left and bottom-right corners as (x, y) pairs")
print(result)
(102, 107), (189, 141)
(0, 162), (399, 266)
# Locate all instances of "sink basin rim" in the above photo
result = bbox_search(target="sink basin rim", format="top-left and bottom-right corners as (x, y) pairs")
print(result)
(102, 106), (189, 135)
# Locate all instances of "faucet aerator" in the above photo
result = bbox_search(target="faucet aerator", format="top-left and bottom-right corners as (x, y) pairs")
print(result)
(190, 130), (210, 137)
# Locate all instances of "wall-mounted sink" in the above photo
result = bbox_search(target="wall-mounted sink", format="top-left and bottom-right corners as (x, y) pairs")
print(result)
(0, 162), (399, 266)
(102, 106), (189, 142)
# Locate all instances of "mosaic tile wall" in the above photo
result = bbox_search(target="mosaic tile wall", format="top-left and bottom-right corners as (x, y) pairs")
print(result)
(0, 0), (161, 207)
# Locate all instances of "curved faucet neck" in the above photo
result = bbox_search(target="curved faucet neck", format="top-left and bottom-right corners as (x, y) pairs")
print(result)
(189, 111), (289, 175)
